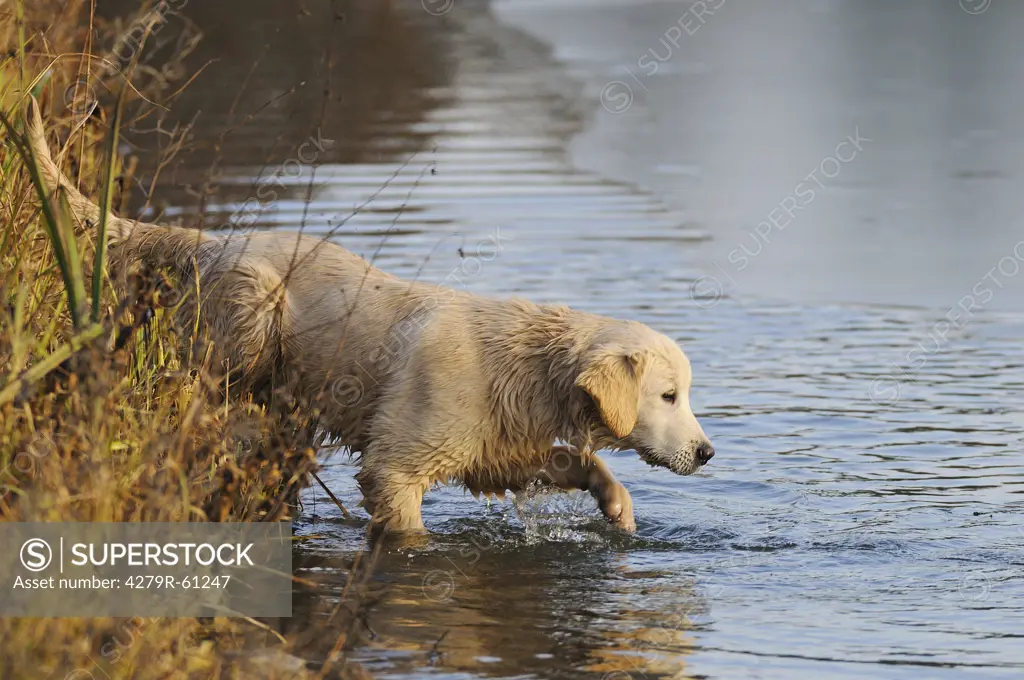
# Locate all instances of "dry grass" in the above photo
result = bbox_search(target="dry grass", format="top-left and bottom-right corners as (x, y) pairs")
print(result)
(0, 2), (359, 677)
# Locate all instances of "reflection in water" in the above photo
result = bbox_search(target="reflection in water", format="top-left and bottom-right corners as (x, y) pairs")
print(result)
(103, 0), (450, 223)
(501, 0), (1024, 311)
(293, 515), (702, 679)
(107, 0), (1024, 678)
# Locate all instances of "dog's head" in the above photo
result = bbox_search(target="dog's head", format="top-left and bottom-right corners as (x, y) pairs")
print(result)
(575, 323), (713, 475)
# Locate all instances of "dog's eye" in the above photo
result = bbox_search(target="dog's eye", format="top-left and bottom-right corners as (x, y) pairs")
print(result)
(662, 391), (676, 404)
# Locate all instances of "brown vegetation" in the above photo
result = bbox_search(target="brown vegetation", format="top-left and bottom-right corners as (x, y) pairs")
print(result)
(0, 2), (360, 677)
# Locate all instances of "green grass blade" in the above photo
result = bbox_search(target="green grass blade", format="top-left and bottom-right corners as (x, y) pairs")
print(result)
(57, 188), (88, 325)
(0, 107), (84, 329)
(0, 322), (104, 407)
(92, 85), (126, 323)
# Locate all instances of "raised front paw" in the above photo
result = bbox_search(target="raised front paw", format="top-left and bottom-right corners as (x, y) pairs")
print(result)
(590, 479), (636, 533)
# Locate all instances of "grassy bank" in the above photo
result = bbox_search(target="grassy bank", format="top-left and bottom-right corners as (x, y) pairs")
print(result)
(0, 2), (344, 677)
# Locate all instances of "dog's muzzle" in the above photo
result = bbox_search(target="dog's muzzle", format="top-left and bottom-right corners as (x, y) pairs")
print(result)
(638, 442), (714, 476)
(696, 441), (715, 466)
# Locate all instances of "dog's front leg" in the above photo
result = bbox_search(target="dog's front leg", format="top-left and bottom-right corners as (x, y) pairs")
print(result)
(355, 465), (427, 533)
(531, 445), (636, 532)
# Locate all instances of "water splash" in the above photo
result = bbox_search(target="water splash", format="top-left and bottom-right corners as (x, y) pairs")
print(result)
(510, 482), (609, 544)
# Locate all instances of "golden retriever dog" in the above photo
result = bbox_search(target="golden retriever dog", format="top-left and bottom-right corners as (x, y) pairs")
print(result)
(25, 99), (714, 533)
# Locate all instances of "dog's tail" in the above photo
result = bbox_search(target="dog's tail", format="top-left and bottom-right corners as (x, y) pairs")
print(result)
(23, 96), (133, 242)
(22, 96), (208, 267)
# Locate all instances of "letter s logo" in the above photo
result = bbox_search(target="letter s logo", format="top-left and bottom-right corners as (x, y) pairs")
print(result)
(20, 538), (52, 572)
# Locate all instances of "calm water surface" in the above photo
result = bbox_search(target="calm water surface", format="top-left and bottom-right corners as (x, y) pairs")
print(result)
(127, 1), (1024, 677)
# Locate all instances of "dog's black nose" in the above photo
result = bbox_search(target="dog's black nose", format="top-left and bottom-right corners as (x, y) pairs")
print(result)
(696, 442), (715, 465)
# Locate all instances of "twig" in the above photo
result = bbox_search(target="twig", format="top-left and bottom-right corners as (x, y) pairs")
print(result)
(311, 470), (351, 519)
(240, 615), (288, 645)
(427, 630), (449, 666)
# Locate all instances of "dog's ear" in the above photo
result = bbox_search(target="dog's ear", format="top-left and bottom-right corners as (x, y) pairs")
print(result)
(575, 345), (643, 439)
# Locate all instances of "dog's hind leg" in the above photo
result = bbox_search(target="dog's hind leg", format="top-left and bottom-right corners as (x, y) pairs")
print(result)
(355, 462), (427, 533)
(205, 261), (289, 380)
(526, 445), (636, 532)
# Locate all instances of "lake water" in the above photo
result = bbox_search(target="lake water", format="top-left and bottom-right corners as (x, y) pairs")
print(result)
(120, 0), (1024, 677)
